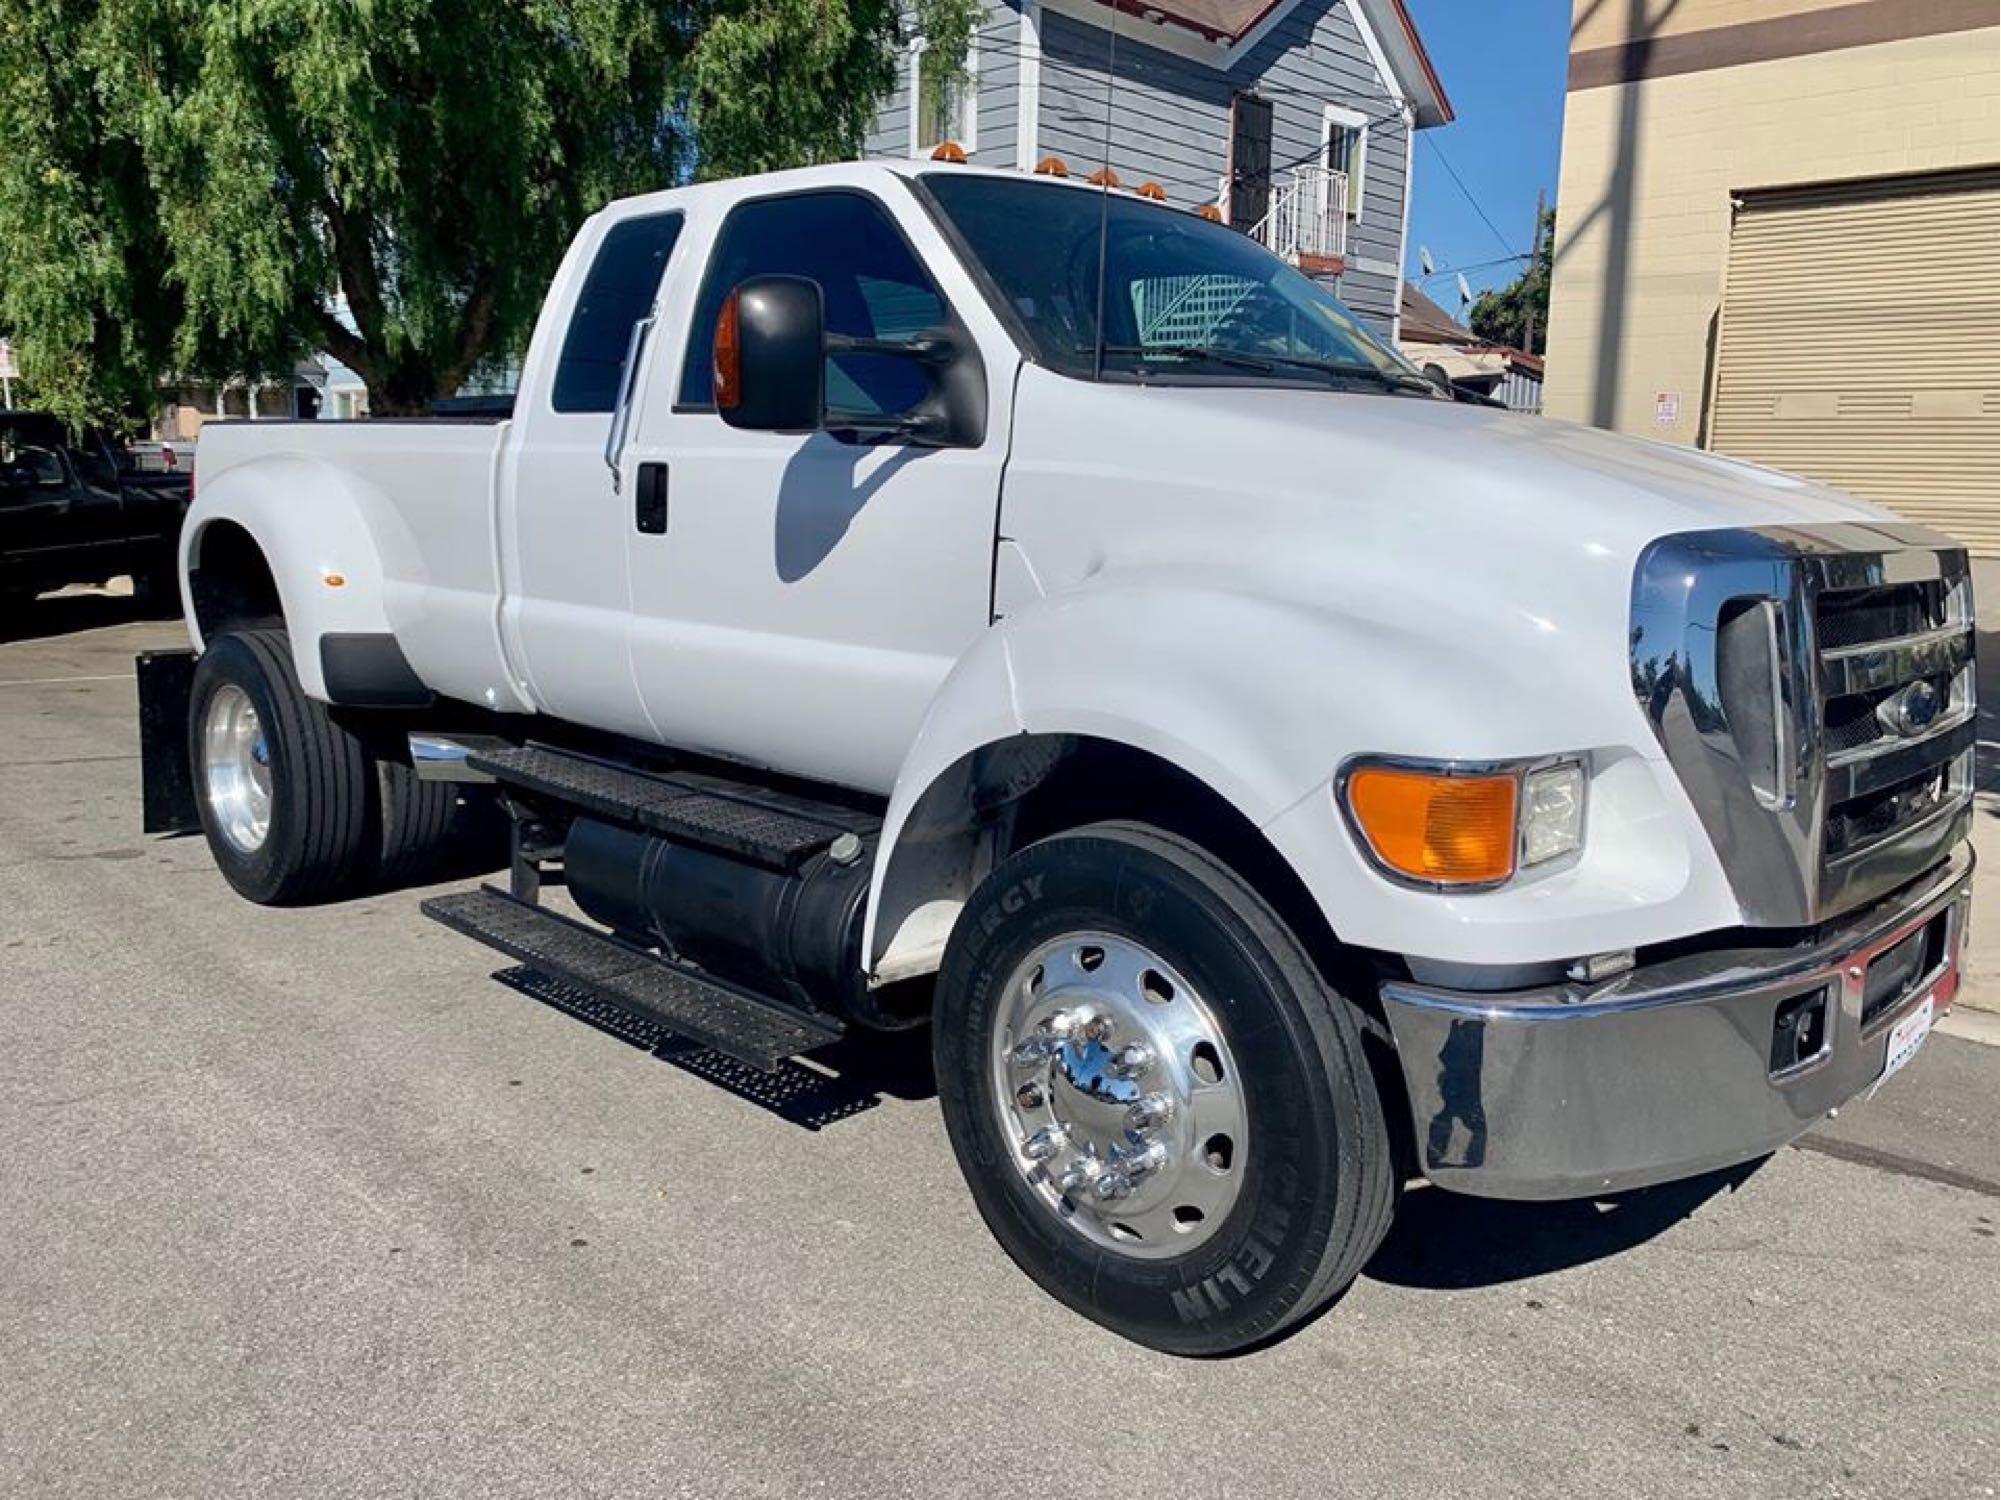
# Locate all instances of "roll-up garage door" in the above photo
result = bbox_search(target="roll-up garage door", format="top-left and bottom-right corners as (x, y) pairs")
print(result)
(1710, 167), (1998, 556)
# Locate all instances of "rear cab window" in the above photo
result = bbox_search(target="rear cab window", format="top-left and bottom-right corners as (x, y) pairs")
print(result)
(552, 212), (685, 413)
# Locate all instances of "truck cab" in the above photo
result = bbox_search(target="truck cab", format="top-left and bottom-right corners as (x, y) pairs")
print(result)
(148, 161), (1978, 1356)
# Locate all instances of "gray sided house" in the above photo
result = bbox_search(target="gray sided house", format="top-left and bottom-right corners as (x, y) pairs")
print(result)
(866, 0), (1451, 334)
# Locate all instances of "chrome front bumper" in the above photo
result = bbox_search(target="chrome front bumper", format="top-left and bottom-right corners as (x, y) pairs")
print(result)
(1380, 844), (1975, 1201)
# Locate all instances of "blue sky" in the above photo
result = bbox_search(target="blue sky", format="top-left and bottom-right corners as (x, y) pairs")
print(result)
(1401, 0), (1572, 311)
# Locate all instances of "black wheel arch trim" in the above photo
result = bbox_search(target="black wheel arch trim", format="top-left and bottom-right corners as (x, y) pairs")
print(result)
(319, 632), (433, 708)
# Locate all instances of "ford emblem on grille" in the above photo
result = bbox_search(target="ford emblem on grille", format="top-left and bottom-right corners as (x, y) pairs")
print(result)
(1877, 679), (1943, 739)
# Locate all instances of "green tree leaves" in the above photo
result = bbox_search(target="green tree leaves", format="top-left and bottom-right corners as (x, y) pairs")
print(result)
(1468, 206), (1554, 358)
(0, 0), (974, 420)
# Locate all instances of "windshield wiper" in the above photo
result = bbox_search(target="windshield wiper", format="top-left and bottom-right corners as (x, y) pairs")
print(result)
(1250, 355), (1440, 395)
(1096, 344), (1438, 395)
(1096, 343), (1281, 375)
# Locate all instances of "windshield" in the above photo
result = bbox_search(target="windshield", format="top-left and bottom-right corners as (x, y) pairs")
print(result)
(919, 172), (1426, 391)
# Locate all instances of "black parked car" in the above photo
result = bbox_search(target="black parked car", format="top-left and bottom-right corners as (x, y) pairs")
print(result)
(0, 413), (192, 613)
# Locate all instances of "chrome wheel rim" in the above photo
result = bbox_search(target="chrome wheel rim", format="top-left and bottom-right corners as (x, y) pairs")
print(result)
(990, 932), (1246, 1259)
(202, 683), (273, 855)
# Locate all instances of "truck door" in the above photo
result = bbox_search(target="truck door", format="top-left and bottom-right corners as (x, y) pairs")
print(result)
(499, 210), (686, 739)
(0, 417), (122, 594)
(620, 185), (1008, 794)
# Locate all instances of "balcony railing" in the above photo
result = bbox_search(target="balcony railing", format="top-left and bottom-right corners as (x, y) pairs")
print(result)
(1216, 166), (1350, 269)
(1262, 165), (1349, 267)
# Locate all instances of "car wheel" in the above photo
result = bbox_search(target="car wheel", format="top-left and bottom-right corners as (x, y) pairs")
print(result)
(188, 628), (376, 904)
(933, 821), (1396, 1356)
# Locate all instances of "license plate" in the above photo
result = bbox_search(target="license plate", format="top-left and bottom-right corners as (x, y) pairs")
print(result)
(1877, 994), (1935, 1088)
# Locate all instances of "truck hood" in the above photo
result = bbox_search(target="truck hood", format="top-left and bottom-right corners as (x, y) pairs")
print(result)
(999, 367), (1899, 767)
(1077, 379), (1887, 539)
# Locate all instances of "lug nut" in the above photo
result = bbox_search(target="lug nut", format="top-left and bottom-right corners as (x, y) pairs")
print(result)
(1011, 1033), (1059, 1067)
(1124, 1092), (1175, 1132)
(1014, 1082), (1045, 1110)
(1110, 1043), (1153, 1078)
(1081, 1012), (1114, 1043)
(1114, 1139), (1169, 1182)
(1059, 1155), (1104, 1194)
(1022, 1125), (1068, 1162)
(1093, 1171), (1135, 1202)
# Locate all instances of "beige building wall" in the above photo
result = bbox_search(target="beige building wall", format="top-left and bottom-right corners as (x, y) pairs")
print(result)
(1545, 5), (1998, 444)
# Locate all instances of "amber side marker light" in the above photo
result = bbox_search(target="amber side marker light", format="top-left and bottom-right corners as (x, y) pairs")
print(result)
(1344, 765), (1518, 887)
(713, 290), (742, 411)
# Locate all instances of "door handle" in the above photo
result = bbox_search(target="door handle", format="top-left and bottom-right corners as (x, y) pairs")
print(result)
(635, 462), (668, 535)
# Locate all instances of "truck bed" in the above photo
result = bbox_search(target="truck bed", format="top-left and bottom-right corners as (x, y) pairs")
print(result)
(189, 417), (514, 708)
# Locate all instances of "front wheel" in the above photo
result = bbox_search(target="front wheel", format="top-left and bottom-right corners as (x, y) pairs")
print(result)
(188, 629), (377, 904)
(933, 822), (1396, 1356)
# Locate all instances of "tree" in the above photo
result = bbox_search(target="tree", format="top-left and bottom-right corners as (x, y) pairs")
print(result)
(1468, 206), (1554, 356)
(0, 0), (978, 422)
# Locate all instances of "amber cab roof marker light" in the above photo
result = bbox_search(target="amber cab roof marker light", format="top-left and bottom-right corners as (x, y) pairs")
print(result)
(1195, 203), (1223, 221)
(930, 141), (968, 163)
(1086, 167), (1122, 188)
(1136, 182), (1167, 200)
(1034, 156), (1070, 178)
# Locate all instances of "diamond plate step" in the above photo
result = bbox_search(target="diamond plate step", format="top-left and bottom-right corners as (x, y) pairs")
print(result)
(422, 885), (842, 1071)
(466, 744), (868, 871)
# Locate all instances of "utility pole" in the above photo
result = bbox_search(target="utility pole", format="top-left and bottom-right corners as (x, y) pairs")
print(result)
(1522, 188), (1547, 355)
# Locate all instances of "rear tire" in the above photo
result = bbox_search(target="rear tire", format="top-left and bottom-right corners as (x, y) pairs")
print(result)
(375, 756), (500, 888)
(933, 821), (1396, 1356)
(189, 629), (377, 904)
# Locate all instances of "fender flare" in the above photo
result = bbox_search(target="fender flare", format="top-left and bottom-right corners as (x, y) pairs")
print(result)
(181, 454), (409, 703)
(863, 581), (1394, 980)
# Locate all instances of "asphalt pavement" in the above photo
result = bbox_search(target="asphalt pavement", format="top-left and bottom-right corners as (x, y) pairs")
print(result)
(2, 599), (1996, 1500)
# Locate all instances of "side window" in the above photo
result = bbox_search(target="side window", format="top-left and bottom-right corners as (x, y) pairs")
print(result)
(552, 212), (684, 413)
(680, 192), (947, 417)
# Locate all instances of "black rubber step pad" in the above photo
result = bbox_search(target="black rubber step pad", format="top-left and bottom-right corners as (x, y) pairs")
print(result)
(466, 743), (847, 870)
(639, 793), (845, 870)
(467, 745), (693, 825)
(422, 886), (841, 1071)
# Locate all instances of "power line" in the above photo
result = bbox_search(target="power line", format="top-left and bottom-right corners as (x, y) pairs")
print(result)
(1421, 134), (1521, 258)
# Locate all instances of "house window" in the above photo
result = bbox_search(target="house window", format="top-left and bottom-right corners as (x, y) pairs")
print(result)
(1322, 105), (1367, 220)
(909, 34), (977, 155)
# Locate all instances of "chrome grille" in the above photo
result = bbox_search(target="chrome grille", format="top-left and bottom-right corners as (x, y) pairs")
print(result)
(1632, 523), (1976, 927)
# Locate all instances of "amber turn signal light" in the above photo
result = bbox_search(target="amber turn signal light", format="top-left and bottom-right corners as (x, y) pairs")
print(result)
(713, 290), (741, 411)
(1344, 765), (1518, 887)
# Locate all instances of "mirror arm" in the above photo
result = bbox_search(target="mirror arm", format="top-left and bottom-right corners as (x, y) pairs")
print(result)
(824, 332), (955, 367)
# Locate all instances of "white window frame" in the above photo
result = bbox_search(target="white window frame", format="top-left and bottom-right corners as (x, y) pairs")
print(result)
(907, 31), (979, 157)
(1321, 104), (1368, 222)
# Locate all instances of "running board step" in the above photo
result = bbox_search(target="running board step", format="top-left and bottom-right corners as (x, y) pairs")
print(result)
(467, 744), (872, 872)
(422, 885), (843, 1071)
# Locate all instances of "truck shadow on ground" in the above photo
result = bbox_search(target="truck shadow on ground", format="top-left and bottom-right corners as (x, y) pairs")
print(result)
(0, 587), (175, 644)
(1365, 1159), (1763, 1290)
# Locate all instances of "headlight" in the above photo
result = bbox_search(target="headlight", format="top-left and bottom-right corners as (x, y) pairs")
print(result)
(1339, 756), (1587, 890)
(1520, 761), (1586, 867)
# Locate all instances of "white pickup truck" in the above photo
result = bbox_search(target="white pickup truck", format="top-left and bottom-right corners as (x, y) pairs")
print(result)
(138, 160), (1978, 1355)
